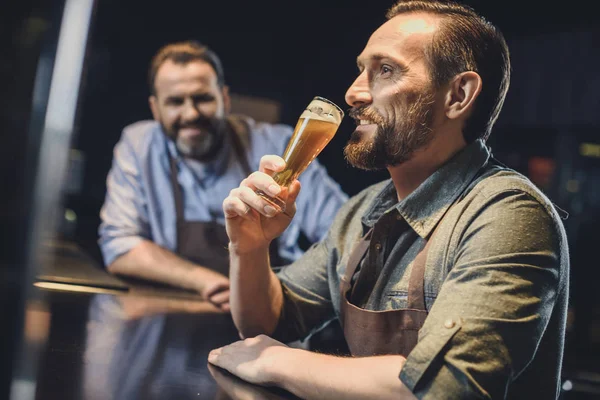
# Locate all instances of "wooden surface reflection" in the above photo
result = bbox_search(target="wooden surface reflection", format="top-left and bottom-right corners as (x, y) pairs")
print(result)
(32, 286), (297, 399)
(208, 364), (300, 400)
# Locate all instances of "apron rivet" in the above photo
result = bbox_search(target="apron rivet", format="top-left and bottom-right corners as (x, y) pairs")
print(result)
(444, 319), (456, 329)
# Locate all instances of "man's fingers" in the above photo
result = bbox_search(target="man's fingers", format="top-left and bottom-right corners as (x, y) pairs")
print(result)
(286, 180), (302, 204)
(209, 289), (230, 306)
(208, 342), (237, 366)
(258, 155), (286, 175)
(230, 186), (281, 218)
(203, 279), (229, 300)
(208, 347), (223, 364)
(223, 195), (253, 219)
(241, 172), (283, 199)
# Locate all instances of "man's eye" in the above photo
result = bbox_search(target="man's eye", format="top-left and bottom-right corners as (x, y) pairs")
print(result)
(381, 65), (392, 75)
(194, 95), (215, 103)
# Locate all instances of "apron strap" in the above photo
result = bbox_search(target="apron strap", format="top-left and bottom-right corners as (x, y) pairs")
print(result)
(406, 236), (432, 310)
(406, 211), (446, 310)
(227, 115), (253, 177)
(168, 153), (185, 224)
(340, 229), (373, 300)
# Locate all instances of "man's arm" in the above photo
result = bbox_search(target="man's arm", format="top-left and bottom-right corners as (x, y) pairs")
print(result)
(108, 240), (229, 302)
(223, 155), (304, 338)
(397, 188), (568, 399)
(117, 291), (224, 320)
(209, 335), (417, 400)
(227, 244), (284, 337)
(99, 129), (229, 305)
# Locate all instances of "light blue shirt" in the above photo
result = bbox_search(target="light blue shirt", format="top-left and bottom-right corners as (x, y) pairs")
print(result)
(98, 118), (348, 267)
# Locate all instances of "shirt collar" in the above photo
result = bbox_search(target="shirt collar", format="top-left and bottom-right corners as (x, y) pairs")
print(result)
(361, 139), (490, 238)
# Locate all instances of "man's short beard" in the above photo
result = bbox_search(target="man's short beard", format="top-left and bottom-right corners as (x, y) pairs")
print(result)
(163, 118), (227, 162)
(344, 91), (436, 170)
(176, 134), (221, 160)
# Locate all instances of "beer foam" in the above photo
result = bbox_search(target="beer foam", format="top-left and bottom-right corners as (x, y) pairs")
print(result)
(300, 98), (343, 124)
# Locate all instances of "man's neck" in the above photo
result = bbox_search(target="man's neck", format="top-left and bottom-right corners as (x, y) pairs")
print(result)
(387, 130), (467, 201)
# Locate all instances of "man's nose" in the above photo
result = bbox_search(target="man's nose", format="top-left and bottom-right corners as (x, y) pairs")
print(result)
(345, 71), (372, 108)
(182, 99), (201, 121)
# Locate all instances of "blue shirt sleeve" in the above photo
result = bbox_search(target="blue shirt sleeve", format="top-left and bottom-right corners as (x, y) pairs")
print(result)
(98, 129), (151, 266)
(296, 158), (348, 243)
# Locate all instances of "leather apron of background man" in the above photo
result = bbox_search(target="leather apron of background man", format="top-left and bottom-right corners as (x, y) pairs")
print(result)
(169, 116), (283, 277)
(339, 224), (436, 357)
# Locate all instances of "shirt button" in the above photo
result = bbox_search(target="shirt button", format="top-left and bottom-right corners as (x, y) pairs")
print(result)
(444, 319), (455, 329)
(396, 214), (402, 220)
(374, 243), (382, 251)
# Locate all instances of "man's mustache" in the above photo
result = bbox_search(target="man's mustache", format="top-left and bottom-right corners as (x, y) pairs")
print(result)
(177, 119), (212, 129)
(348, 106), (384, 125)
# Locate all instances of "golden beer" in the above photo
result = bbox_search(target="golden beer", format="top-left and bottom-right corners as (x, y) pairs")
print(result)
(257, 96), (344, 212)
(273, 117), (338, 187)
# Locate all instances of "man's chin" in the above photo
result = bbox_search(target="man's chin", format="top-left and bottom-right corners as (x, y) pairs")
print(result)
(344, 142), (386, 171)
(177, 134), (225, 161)
(177, 140), (209, 158)
(178, 128), (204, 139)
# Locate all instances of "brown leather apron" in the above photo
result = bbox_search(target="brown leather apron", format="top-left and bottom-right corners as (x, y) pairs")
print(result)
(168, 117), (283, 276)
(339, 226), (436, 357)
(338, 153), (489, 358)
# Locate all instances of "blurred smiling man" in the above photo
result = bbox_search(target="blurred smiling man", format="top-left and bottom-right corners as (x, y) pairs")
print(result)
(149, 55), (229, 160)
(98, 41), (347, 310)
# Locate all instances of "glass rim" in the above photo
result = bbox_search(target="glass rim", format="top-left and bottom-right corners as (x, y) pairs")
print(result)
(313, 96), (345, 118)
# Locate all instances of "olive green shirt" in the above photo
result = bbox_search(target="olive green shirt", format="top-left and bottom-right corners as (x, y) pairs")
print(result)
(275, 139), (569, 399)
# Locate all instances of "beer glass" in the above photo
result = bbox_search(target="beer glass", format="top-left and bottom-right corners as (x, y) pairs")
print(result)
(256, 96), (344, 212)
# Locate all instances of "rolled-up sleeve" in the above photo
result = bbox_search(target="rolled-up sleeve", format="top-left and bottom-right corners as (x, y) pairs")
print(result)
(273, 237), (337, 343)
(400, 190), (565, 399)
(98, 133), (150, 266)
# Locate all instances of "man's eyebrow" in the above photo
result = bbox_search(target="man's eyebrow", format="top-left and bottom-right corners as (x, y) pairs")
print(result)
(357, 53), (399, 68)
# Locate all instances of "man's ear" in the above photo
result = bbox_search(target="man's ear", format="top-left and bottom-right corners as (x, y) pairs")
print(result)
(149, 95), (159, 121)
(222, 85), (231, 114)
(444, 71), (482, 121)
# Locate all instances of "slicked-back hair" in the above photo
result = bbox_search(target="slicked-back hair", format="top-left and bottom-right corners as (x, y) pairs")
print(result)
(387, 1), (510, 143)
